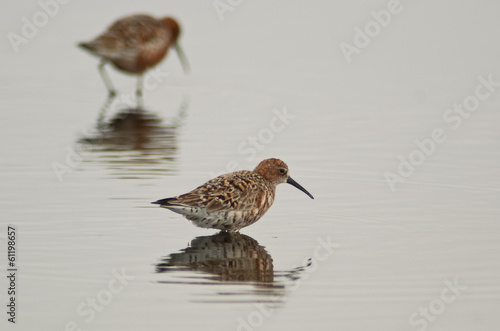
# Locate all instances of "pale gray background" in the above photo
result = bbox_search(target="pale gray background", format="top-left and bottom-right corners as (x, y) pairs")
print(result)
(1, 1), (499, 330)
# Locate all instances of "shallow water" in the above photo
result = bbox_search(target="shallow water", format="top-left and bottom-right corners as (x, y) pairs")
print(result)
(2, 1), (500, 330)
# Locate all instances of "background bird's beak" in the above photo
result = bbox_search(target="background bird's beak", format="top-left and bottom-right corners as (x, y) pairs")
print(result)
(287, 177), (314, 199)
(175, 44), (190, 74)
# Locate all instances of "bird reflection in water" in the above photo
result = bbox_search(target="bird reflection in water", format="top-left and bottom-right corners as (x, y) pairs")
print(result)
(156, 232), (310, 304)
(78, 95), (189, 179)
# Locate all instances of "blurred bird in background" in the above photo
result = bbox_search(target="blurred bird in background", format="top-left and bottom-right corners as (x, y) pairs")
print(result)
(79, 14), (189, 99)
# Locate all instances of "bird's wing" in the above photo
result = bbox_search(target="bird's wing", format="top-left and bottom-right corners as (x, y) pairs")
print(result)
(85, 15), (167, 58)
(171, 171), (266, 213)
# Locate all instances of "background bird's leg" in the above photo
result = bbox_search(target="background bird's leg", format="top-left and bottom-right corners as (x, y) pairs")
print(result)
(136, 74), (144, 97)
(97, 94), (115, 130)
(98, 60), (116, 97)
(136, 74), (144, 109)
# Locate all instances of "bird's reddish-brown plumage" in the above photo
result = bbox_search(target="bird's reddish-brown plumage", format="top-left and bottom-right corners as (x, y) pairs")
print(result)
(152, 158), (314, 232)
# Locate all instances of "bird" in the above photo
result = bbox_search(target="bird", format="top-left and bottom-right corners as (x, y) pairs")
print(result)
(78, 14), (189, 98)
(152, 158), (314, 232)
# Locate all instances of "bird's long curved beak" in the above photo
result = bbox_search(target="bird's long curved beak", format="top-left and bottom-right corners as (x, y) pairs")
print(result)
(287, 177), (314, 199)
(175, 44), (190, 74)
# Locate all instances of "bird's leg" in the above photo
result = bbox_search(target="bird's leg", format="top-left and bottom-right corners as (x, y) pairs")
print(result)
(97, 94), (115, 130)
(98, 60), (116, 97)
(136, 74), (144, 109)
(136, 74), (144, 97)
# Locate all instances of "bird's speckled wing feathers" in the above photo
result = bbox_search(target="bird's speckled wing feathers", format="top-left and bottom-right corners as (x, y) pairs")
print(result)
(160, 170), (269, 213)
(80, 15), (171, 69)
(97, 16), (165, 49)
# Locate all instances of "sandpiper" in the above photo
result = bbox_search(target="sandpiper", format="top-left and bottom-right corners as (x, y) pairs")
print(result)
(152, 158), (314, 232)
(79, 14), (189, 97)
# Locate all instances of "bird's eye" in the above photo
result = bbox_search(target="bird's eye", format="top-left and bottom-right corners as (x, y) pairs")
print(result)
(279, 168), (286, 174)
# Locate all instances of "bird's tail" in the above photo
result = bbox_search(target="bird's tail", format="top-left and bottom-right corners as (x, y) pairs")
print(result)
(151, 198), (177, 206)
(78, 42), (94, 52)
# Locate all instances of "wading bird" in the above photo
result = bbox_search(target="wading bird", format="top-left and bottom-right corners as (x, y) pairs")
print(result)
(79, 14), (189, 98)
(152, 158), (314, 232)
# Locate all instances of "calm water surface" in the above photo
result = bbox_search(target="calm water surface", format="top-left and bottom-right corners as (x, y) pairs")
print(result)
(1, 1), (500, 330)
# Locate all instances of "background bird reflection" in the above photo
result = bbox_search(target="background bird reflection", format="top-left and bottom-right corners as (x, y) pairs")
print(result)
(78, 95), (189, 179)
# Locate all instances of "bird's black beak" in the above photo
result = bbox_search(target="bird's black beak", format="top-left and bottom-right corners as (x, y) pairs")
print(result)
(287, 177), (314, 199)
(175, 44), (190, 74)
